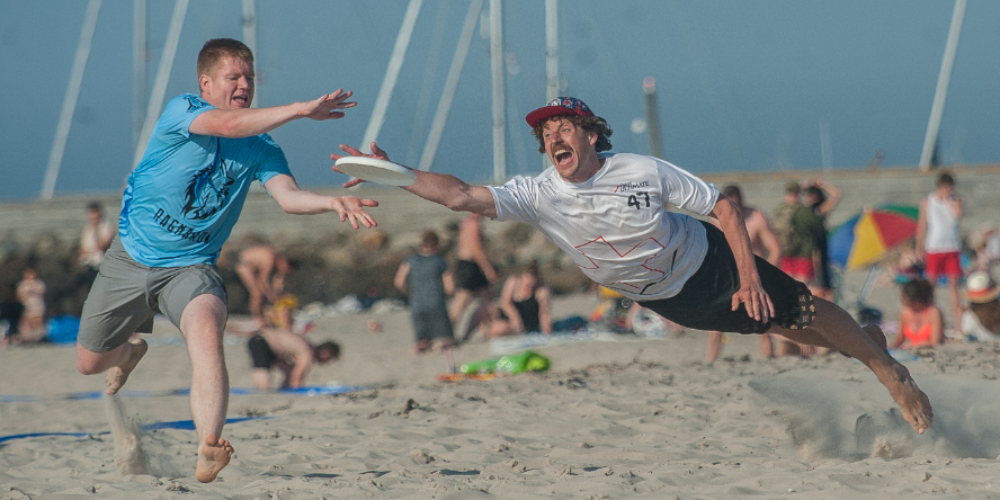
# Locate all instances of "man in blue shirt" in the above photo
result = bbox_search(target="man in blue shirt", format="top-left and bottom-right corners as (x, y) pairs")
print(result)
(75, 38), (378, 483)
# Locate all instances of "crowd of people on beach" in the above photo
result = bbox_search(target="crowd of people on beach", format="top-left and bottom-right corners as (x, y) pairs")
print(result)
(3, 36), (999, 482)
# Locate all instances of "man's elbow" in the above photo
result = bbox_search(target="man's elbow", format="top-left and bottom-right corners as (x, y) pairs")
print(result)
(441, 196), (474, 213)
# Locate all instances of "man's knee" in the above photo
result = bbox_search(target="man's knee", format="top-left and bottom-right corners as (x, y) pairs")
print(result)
(76, 345), (106, 375)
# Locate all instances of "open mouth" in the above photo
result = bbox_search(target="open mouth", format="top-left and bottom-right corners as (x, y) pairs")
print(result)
(554, 150), (573, 166)
(233, 95), (250, 106)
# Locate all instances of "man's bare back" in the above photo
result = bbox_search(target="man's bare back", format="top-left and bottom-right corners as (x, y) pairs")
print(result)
(742, 206), (781, 265)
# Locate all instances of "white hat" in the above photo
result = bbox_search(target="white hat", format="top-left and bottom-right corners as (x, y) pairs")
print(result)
(965, 271), (1000, 304)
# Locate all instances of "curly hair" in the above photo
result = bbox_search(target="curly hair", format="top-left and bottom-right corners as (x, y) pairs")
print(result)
(530, 115), (613, 154)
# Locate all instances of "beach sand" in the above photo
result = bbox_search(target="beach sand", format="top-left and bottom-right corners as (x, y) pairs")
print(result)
(2, 284), (1000, 499)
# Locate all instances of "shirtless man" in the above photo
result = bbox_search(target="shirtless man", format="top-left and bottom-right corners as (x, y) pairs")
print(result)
(449, 214), (500, 341)
(248, 328), (339, 390)
(333, 96), (932, 434)
(235, 243), (290, 327)
(705, 184), (782, 363)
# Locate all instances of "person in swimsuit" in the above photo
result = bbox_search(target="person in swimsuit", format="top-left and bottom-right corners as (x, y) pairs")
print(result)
(235, 243), (290, 328)
(890, 278), (943, 349)
(705, 184), (782, 363)
(449, 214), (500, 341)
(492, 261), (553, 337)
(247, 328), (339, 391)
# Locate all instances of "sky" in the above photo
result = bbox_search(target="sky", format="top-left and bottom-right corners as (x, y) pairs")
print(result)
(1, 0), (998, 202)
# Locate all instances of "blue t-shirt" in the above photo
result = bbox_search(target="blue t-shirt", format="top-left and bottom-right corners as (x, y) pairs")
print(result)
(119, 94), (291, 267)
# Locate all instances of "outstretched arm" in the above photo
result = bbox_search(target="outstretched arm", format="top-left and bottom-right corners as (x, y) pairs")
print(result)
(710, 194), (774, 322)
(264, 174), (378, 229)
(332, 143), (498, 218)
(190, 90), (356, 138)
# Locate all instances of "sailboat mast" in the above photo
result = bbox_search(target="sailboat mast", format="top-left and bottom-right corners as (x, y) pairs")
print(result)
(919, 0), (966, 171)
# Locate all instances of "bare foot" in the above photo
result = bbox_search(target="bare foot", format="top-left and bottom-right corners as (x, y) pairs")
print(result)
(195, 434), (234, 483)
(880, 362), (934, 434)
(105, 338), (148, 395)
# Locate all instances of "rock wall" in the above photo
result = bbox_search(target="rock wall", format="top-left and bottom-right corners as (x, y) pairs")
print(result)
(2, 164), (998, 317)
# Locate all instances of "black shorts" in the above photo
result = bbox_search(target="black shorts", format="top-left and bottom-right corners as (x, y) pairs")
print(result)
(454, 260), (489, 291)
(639, 222), (816, 334)
(248, 334), (276, 369)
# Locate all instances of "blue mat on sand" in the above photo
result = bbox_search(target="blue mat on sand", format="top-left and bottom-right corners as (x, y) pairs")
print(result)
(0, 416), (270, 444)
(0, 385), (367, 403)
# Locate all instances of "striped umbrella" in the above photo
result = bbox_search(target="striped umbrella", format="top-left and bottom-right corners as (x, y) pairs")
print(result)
(828, 204), (919, 270)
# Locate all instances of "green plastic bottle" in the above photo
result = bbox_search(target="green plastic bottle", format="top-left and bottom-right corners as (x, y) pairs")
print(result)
(460, 350), (550, 375)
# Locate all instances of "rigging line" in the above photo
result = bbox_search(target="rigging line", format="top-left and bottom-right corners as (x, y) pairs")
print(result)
(42, 0), (102, 200)
(359, 0), (424, 154)
(405, 0), (453, 167)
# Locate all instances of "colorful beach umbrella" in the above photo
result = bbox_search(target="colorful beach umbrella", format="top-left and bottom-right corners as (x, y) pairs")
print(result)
(828, 204), (919, 270)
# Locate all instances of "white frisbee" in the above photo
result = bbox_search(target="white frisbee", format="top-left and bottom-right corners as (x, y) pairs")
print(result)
(335, 156), (416, 186)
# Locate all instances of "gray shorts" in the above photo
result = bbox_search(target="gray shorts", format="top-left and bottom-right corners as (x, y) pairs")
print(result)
(411, 306), (455, 343)
(77, 237), (227, 352)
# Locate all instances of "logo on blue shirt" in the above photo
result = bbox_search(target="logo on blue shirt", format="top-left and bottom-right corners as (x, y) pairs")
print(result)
(182, 158), (235, 220)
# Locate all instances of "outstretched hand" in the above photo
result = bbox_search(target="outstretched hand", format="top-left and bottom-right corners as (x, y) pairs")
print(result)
(731, 279), (775, 323)
(330, 142), (390, 188)
(305, 90), (357, 121)
(331, 196), (379, 229)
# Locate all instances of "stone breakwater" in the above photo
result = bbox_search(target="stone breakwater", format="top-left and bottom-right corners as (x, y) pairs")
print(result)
(2, 164), (998, 316)
(0, 187), (588, 318)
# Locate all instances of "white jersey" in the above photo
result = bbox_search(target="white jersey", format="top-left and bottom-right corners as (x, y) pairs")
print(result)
(924, 193), (961, 253)
(489, 152), (719, 301)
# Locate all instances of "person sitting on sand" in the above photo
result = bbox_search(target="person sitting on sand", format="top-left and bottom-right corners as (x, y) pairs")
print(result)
(491, 261), (553, 337)
(890, 278), (943, 349)
(75, 38), (377, 483)
(248, 328), (339, 391)
(961, 271), (1000, 342)
(333, 95), (934, 434)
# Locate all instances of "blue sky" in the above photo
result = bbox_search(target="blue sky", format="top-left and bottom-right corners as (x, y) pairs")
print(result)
(1, 0), (998, 201)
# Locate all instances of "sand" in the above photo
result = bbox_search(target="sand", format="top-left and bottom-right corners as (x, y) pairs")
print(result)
(2, 286), (1000, 499)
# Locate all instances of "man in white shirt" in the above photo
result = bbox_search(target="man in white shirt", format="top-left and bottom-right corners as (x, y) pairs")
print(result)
(332, 97), (933, 435)
(916, 172), (964, 324)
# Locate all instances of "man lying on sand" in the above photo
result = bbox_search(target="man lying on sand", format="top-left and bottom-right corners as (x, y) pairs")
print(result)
(75, 38), (377, 483)
(332, 96), (933, 434)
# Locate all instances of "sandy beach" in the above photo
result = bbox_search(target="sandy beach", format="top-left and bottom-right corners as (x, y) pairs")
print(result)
(2, 279), (1000, 499)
